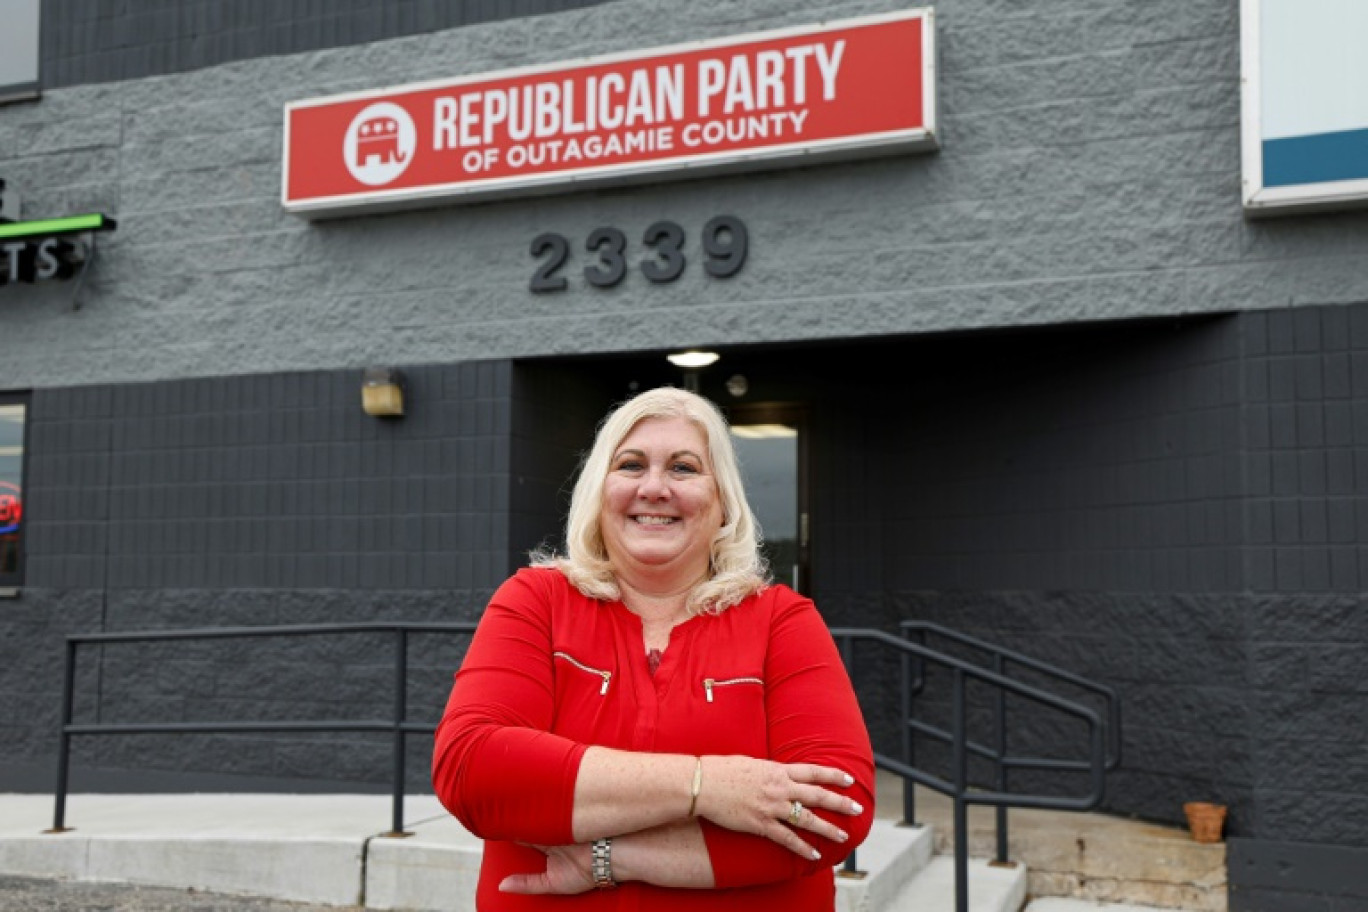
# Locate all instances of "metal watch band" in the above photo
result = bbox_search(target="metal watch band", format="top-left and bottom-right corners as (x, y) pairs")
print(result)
(591, 837), (616, 889)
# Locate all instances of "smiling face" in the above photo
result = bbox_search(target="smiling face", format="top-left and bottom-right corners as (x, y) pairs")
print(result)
(600, 416), (724, 591)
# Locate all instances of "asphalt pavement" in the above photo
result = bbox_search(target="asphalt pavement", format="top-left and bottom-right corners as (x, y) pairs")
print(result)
(0, 875), (362, 912)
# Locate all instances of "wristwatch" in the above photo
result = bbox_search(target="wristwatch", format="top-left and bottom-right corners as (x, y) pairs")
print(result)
(591, 837), (617, 889)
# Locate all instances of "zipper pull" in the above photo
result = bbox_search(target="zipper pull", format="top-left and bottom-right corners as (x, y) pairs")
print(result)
(704, 678), (714, 703)
(599, 672), (610, 696)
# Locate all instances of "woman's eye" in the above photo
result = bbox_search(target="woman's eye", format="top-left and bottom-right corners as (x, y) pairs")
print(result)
(616, 460), (644, 472)
(671, 462), (699, 474)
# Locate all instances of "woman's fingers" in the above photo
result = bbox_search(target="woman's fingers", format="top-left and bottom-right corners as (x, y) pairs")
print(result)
(765, 820), (823, 860)
(500, 844), (596, 895)
(795, 782), (864, 816)
(499, 872), (552, 894)
(787, 762), (856, 788)
(789, 801), (850, 844)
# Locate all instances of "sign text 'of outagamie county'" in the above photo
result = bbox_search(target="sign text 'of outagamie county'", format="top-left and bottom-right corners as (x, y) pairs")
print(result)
(282, 9), (936, 217)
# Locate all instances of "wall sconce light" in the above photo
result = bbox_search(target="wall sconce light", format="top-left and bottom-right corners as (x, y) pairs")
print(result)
(362, 367), (405, 417)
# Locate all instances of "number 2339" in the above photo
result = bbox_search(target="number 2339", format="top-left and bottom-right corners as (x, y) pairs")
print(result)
(529, 216), (747, 292)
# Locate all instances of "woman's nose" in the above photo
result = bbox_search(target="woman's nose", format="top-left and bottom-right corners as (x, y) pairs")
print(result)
(638, 467), (671, 498)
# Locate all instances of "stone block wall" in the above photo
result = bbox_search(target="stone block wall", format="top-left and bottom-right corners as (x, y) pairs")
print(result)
(5, 0), (1368, 394)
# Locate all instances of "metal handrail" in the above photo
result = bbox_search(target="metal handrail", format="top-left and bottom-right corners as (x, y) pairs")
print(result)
(829, 626), (1113, 912)
(48, 621), (478, 837)
(48, 617), (1117, 912)
(900, 620), (1122, 771)
(900, 619), (1123, 866)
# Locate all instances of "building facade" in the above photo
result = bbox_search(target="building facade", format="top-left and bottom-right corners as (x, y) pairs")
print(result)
(4, 1), (1368, 909)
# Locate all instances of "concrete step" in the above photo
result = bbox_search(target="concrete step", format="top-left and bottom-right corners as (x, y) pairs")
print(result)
(836, 820), (934, 912)
(1025, 901), (1190, 912)
(874, 775), (1228, 912)
(890, 855), (1029, 912)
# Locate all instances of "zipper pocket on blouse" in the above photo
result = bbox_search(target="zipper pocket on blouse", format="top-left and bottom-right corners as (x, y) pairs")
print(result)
(703, 676), (763, 703)
(554, 651), (612, 696)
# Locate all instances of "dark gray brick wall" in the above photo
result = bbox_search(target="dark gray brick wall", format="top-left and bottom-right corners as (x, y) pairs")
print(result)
(508, 361), (615, 567)
(1240, 307), (1368, 592)
(1230, 838), (1368, 912)
(38, 0), (618, 89)
(880, 317), (1243, 593)
(68, 587), (483, 790)
(5, 360), (516, 787)
(896, 590), (1252, 833)
(1247, 595), (1368, 848)
(25, 361), (514, 592)
(797, 311), (1368, 851)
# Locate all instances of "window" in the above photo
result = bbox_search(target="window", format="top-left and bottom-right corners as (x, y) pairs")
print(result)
(0, 394), (27, 588)
(0, 0), (40, 105)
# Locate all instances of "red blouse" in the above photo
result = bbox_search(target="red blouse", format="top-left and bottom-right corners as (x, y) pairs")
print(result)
(432, 567), (876, 911)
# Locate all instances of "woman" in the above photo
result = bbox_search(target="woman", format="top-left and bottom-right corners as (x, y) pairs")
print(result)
(432, 386), (874, 909)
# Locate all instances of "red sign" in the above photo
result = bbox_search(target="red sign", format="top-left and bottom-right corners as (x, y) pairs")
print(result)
(282, 10), (936, 217)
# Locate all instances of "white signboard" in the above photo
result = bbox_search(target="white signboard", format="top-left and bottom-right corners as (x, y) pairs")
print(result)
(1242, 0), (1368, 215)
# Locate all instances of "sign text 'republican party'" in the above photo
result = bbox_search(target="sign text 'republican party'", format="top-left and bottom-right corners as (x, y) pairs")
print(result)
(282, 9), (936, 217)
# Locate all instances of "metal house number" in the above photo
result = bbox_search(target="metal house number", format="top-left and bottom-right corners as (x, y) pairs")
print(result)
(529, 215), (748, 292)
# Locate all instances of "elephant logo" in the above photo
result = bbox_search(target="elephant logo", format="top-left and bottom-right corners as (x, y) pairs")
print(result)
(344, 102), (417, 187)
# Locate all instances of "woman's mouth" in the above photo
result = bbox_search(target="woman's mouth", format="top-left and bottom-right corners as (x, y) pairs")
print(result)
(632, 515), (678, 525)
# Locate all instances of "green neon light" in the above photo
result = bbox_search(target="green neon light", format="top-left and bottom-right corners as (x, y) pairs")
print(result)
(0, 213), (115, 240)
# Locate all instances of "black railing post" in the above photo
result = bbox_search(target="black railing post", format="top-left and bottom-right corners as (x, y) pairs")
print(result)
(47, 638), (78, 833)
(389, 627), (410, 837)
(952, 667), (968, 912)
(835, 634), (862, 877)
(993, 653), (1008, 864)
(901, 626), (917, 826)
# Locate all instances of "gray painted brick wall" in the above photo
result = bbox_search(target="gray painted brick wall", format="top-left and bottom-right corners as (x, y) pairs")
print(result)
(4, 0), (1368, 392)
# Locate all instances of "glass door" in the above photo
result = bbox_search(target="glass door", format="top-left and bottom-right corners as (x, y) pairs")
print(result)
(728, 405), (808, 593)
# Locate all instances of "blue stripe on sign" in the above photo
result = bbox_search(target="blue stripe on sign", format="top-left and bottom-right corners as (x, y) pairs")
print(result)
(1264, 127), (1368, 187)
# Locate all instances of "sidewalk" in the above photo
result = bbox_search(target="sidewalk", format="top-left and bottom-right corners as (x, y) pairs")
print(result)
(0, 793), (482, 909)
(0, 774), (1222, 911)
(0, 790), (924, 911)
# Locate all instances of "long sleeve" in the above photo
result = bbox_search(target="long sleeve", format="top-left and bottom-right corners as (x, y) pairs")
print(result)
(700, 592), (876, 889)
(431, 570), (589, 845)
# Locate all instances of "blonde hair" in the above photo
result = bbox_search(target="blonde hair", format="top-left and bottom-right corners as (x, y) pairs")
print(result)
(532, 386), (769, 614)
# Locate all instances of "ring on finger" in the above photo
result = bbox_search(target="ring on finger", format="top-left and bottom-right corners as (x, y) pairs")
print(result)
(788, 800), (803, 826)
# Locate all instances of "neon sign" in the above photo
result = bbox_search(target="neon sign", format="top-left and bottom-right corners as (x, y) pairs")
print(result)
(0, 481), (20, 535)
(0, 181), (117, 286)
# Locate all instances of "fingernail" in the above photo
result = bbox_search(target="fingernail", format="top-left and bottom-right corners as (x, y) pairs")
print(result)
(843, 773), (854, 786)
(837, 830), (848, 842)
(811, 849), (822, 860)
(851, 801), (864, 814)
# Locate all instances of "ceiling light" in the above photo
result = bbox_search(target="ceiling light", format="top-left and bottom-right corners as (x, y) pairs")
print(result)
(666, 350), (720, 368)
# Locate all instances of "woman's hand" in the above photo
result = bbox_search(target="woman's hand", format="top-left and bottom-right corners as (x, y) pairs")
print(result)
(499, 843), (596, 895)
(695, 756), (864, 859)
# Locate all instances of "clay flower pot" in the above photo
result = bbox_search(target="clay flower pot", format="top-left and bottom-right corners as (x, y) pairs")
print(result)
(1183, 802), (1227, 844)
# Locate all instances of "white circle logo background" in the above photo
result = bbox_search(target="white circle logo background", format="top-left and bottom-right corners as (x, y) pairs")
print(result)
(343, 102), (417, 186)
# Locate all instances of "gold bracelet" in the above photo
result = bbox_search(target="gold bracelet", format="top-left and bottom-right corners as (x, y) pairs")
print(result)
(687, 756), (703, 817)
